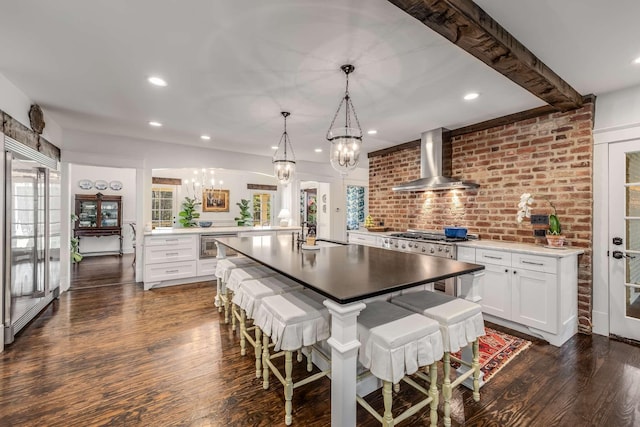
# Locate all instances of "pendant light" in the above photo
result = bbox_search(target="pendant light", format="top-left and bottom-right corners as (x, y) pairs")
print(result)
(273, 111), (296, 185)
(326, 64), (363, 175)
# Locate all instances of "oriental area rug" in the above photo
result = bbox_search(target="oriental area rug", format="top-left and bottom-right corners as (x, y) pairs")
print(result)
(452, 327), (532, 383)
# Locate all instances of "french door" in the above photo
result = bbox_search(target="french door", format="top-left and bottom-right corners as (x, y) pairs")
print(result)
(609, 140), (640, 340)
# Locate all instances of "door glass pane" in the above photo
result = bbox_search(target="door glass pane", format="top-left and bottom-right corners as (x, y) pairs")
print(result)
(625, 152), (640, 319)
(152, 186), (175, 228)
(49, 170), (61, 291)
(627, 151), (640, 182)
(627, 185), (640, 217)
(79, 201), (97, 227)
(346, 185), (366, 230)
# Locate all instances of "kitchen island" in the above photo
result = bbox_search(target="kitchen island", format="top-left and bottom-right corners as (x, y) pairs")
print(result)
(215, 234), (485, 427)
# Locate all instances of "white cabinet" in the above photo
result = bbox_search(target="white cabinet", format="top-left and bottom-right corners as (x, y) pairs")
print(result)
(197, 257), (218, 276)
(461, 244), (579, 346)
(347, 231), (379, 247)
(143, 235), (197, 289)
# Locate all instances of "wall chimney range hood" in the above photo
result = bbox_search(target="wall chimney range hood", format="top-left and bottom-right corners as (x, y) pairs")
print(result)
(391, 128), (479, 191)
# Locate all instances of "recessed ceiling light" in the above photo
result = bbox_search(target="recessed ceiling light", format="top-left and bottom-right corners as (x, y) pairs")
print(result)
(148, 76), (167, 87)
(200, 135), (211, 141)
(633, 57), (640, 65)
(464, 92), (480, 101)
(271, 146), (278, 150)
(148, 121), (162, 127)
(314, 148), (323, 153)
(367, 129), (377, 135)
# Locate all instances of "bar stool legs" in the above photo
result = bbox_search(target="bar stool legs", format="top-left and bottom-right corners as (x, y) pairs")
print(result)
(443, 352), (452, 427)
(472, 339), (480, 401)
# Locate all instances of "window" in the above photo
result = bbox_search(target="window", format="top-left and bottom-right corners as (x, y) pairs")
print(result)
(252, 193), (272, 226)
(151, 186), (175, 228)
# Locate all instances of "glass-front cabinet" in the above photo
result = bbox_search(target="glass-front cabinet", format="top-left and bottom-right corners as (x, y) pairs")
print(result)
(74, 193), (123, 255)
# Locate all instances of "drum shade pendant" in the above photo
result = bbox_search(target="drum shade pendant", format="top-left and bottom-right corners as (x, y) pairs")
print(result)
(273, 111), (296, 185)
(326, 64), (363, 175)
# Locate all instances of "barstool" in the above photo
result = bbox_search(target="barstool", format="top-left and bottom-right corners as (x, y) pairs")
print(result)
(391, 291), (485, 427)
(231, 275), (304, 376)
(215, 257), (257, 323)
(357, 300), (443, 427)
(253, 289), (331, 426)
(226, 264), (278, 332)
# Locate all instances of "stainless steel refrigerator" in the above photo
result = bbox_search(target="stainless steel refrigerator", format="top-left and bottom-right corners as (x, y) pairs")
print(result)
(3, 136), (60, 344)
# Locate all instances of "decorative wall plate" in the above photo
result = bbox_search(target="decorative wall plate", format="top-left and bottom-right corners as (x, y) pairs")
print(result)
(109, 180), (123, 191)
(78, 179), (93, 190)
(94, 180), (108, 190)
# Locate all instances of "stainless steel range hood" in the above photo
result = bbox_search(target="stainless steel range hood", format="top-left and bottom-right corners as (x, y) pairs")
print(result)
(392, 128), (479, 191)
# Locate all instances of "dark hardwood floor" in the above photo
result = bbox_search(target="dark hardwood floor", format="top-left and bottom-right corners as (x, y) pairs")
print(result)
(2, 260), (640, 426)
(70, 254), (136, 289)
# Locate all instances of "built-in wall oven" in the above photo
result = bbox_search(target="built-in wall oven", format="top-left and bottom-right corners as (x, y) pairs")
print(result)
(200, 233), (238, 259)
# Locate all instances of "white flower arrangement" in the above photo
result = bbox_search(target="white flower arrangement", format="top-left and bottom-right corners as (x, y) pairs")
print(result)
(516, 193), (535, 223)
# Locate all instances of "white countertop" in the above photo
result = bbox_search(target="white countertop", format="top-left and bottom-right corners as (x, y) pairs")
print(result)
(457, 239), (584, 257)
(144, 225), (301, 236)
(348, 229), (584, 258)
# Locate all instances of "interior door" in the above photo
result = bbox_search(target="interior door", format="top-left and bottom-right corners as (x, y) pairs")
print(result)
(609, 140), (640, 340)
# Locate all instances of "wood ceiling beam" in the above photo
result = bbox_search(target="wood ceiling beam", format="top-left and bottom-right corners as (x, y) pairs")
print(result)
(388, 0), (583, 111)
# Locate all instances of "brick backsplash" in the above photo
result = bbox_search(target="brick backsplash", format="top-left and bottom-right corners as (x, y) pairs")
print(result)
(369, 101), (595, 333)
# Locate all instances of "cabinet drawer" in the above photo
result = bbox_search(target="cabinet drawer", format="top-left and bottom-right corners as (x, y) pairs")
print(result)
(476, 249), (511, 267)
(512, 253), (557, 274)
(144, 260), (197, 282)
(457, 246), (476, 263)
(145, 235), (196, 247)
(145, 244), (196, 264)
(197, 258), (218, 276)
(348, 233), (377, 246)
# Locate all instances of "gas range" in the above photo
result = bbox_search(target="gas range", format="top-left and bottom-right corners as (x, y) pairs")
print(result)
(380, 230), (470, 259)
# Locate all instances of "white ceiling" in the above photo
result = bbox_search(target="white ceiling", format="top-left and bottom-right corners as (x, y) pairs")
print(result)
(0, 0), (639, 163)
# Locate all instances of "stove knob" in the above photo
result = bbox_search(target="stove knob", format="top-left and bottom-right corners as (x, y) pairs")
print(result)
(422, 247), (426, 253)
(438, 247), (443, 252)
(394, 243), (399, 248)
(401, 243), (406, 249)
(445, 247), (450, 253)
(430, 248), (435, 254)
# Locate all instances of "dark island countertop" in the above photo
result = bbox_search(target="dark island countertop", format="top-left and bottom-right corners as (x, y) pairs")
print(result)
(215, 235), (485, 304)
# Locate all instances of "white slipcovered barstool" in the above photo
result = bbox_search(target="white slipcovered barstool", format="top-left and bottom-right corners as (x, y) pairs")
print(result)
(391, 291), (485, 427)
(215, 257), (257, 323)
(231, 275), (304, 377)
(357, 300), (443, 427)
(226, 264), (279, 332)
(254, 289), (331, 426)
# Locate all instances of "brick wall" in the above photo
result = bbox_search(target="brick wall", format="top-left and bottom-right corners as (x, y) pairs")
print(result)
(369, 101), (594, 333)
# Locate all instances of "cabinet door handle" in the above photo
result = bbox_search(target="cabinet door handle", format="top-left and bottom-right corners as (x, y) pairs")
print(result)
(166, 252), (179, 256)
(485, 255), (503, 260)
(522, 260), (544, 266)
(166, 269), (179, 273)
(164, 239), (179, 243)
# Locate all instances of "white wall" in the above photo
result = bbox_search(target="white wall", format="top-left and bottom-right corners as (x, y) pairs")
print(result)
(592, 83), (640, 336)
(70, 165), (137, 254)
(0, 73), (62, 144)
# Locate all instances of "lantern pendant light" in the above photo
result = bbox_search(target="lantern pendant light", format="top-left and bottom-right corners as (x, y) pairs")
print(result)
(326, 64), (363, 175)
(273, 111), (296, 185)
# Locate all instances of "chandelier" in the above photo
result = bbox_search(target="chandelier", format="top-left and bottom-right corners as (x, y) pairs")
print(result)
(326, 64), (363, 175)
(272, 111), (296, 185)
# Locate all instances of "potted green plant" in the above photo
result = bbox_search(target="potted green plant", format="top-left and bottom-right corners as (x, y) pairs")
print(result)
(234, 199), (253, 226)
(517, 193), (565, 247)
(70, 214), (83, 263)
(545, 201), (565, 247)
(178, 196), (201, 227)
